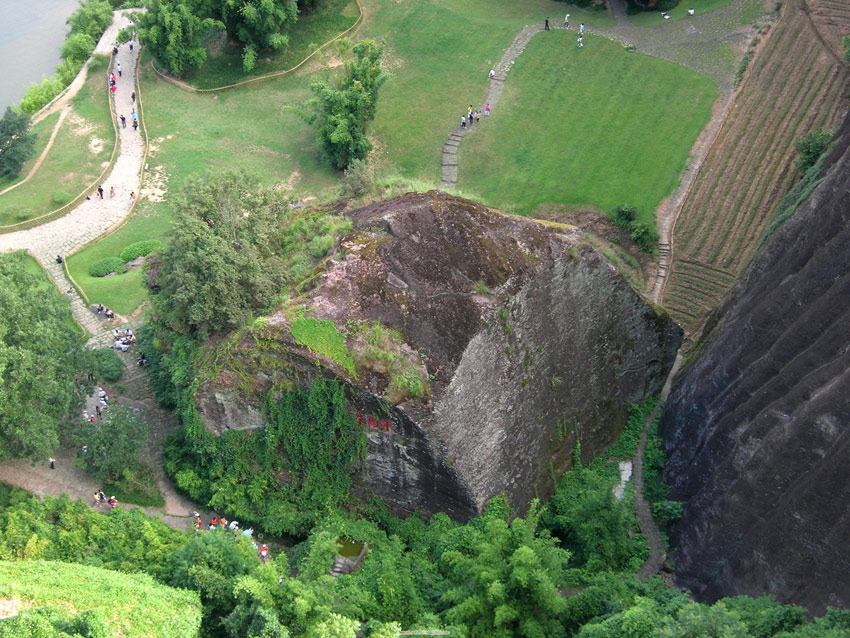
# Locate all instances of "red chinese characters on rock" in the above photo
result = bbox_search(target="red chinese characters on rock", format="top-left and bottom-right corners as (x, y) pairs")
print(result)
(355, 414), (391, 432)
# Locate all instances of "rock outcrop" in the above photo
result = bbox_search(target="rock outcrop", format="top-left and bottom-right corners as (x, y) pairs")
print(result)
(660, 113), (850, 614)
(196, 192), (681, 520)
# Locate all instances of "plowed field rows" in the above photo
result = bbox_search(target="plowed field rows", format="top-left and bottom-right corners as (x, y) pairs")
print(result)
(662, 0), (850, 337)
(809, 0), (850, 52)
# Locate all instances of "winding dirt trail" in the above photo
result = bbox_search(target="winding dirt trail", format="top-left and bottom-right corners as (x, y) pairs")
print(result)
(633, 354), (682, 580)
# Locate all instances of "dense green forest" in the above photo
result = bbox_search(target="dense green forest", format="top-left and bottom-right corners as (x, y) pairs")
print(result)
(1, 405), (848, 636)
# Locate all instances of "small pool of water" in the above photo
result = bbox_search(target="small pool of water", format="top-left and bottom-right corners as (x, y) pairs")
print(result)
(337, 537), (363, 558)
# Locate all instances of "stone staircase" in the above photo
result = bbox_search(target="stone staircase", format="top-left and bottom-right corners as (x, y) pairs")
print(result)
(439, 25), (544, 190)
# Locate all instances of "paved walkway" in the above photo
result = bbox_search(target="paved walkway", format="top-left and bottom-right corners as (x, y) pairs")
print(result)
(0, 10), (145, 339)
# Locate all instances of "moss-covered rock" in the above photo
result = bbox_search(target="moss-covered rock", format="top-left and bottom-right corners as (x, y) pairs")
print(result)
(195, 191), (681, 520)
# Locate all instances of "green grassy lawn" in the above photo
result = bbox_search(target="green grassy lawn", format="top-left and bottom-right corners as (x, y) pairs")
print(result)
(626, 0), (734, 25)
(181, 0), (360, 89)
(366, 0), (614, 184)
(0, 112), (59, 193)
(70, 60), (340, 312)
(67, 200), (170, 314)
(456, 32), (717, 223)
(0, 56), (115, 227)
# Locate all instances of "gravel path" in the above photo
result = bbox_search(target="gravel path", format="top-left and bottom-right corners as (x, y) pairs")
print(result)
(0, 10), (145, 339)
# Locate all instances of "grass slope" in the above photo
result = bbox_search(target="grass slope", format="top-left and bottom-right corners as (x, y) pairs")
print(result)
(456, 32), (717, 222)
(627, 0), (735, 25)
(0, 56), (115, 227)
(67, 200), (170, 314)
(367, 0), (614, 184)
(0, 561), (201, 638)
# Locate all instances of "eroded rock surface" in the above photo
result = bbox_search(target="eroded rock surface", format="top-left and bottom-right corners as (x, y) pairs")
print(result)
(197, 192), (681, 519)
(660, 113), (850, 613)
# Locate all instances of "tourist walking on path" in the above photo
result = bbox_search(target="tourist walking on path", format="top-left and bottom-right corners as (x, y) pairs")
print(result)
(110, 186), (115, 198)
(564, 13), (570, 28)
(131, 91), (135, 103)
(49, 458), (55, 470)
(544, 17), (550, 31)
(133, 119), (138, 131)
(579, 23), (585, 35)
(117, 61), (122, 77)
(120, 114), (126, 128)
(578, 35), (584, 47)
(97, 185), (104, 199)
(485, 104), (490, 116)
(461, 115), (466, 128)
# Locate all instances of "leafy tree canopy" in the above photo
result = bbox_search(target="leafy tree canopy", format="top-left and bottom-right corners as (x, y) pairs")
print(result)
(0, 107), (37, 179)
(219, 0), (299, 71)
(136, 0), (224, 76)
(298, 40), (389, 169)
(0, 252), (83, 460)
(72, 404), (149, 483)
(152, 170), (291, 338)
(66, 0), (114, 40)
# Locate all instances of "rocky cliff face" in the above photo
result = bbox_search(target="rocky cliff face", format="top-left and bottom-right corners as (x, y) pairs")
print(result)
(660, 114), (850, 614)
(196, 192), (681, 520)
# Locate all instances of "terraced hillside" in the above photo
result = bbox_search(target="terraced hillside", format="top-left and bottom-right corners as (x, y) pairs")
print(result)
(662, 0), (850, 338)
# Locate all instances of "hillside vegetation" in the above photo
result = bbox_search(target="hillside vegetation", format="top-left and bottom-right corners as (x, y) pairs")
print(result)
(0, 561), (201, 637)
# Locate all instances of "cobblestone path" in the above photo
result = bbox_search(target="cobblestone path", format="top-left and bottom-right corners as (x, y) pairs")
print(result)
(0, 10), (144, 340)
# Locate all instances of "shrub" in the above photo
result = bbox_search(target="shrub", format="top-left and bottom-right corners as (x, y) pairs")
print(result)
(119, 239), (163, 263)
(651, 500), (683, 522)
(794, 129), (832, 172)
(19, 77), (64, 115)
(340, 158), (375, 197)
(88, 348), (124, 382)
(612, 204), (637, 230)
(51, 190), (71, 205)
(631, 221), (659, 253)
(89, 257), (127, 277)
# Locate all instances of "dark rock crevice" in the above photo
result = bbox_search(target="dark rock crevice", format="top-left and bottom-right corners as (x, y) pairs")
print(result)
(660, 110), (850, 614)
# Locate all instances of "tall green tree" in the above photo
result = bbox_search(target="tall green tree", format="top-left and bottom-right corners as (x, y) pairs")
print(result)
(0, 107), (37, 178)
(72, 404), (148, 483)
(66, 0), (113, 40)
(439, 500), (570, 638)
(0, 253), (83, 460)
(298, 40), (389, 170)
(220, 0), (299, 71)
(152, 170), (290, 337)
(136, 0), (224, 75)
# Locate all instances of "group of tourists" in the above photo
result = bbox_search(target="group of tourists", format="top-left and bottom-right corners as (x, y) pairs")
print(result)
(194, 514), (270, 560)
(96, 304), (117, 319)
(113, 327), (135, 352)
(93, 490), (118, 509)
(460, 103), (490, 129)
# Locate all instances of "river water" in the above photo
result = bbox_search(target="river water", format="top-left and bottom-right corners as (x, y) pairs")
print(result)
(0, 0), (80, 114)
